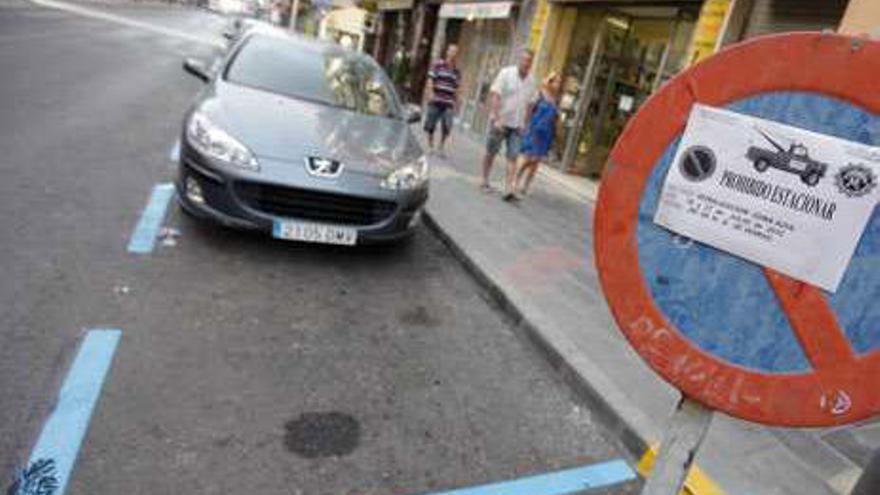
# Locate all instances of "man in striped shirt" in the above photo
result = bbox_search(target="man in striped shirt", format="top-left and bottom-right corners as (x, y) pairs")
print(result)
(424, 44), (461, 156)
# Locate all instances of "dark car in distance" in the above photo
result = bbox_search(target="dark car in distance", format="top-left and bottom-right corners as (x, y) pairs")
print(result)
(177, 28), (428, 245)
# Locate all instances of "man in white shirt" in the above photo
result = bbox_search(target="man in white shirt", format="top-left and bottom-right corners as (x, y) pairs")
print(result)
(481, 50), (536, 198)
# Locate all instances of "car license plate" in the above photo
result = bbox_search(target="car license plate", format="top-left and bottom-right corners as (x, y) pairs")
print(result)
(272, 220), (357, 246)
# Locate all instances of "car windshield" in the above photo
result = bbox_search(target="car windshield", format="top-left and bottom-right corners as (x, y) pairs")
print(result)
(225, 35), (401, 119)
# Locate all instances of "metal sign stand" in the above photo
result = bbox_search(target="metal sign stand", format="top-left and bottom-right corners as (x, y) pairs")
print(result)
(642, 397), (714, 495)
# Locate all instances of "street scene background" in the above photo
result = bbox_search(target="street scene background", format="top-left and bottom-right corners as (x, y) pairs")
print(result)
(1, 0), (879, 494)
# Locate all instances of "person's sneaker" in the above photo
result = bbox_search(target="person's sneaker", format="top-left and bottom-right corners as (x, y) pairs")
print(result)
(480, 184), (494, 193)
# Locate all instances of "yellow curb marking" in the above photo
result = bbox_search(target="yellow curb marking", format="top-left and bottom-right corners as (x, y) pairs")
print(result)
(638, 443), (726, 495)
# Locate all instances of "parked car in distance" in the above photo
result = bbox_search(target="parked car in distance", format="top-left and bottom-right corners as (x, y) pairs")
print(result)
(208, 0), (249, 15)
(221, 16), (279, 47)
(178, 29), (427, 246)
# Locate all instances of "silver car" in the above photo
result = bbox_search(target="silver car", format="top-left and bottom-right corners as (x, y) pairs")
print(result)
(177, 29), (428, 245)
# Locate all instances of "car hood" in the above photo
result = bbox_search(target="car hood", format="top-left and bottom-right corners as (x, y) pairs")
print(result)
(198, 82), (422, 176)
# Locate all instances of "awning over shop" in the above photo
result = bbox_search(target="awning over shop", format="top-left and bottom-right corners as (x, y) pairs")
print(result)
(322, 7), (377, 34)
(378, 0), (414, 11)
(439, 1), (513, 19)
(313, 0), (357, 8)
(548, 0), (701, 4)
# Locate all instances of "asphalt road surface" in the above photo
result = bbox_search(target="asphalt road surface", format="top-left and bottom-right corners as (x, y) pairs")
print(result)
(0, 1), (640, 493)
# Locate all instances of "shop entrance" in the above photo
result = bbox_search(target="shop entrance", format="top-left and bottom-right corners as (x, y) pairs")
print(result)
(556, 5), (699, 178)
(454, 16), (514, 136)
(460, 42), (508, 134)
(377, 10), (414, 97)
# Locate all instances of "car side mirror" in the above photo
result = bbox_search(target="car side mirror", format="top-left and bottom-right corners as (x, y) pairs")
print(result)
(405, 104), (421, 124)
(183, 58), (211, 83)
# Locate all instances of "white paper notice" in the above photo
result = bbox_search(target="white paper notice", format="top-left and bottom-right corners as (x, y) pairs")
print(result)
(654, 104), (880, 292)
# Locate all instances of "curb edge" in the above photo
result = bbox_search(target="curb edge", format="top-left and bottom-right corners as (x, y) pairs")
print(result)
(422, 209), (650, 462)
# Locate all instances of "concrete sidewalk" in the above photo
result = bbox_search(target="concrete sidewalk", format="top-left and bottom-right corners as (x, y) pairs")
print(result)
(422, 130), (871, 495)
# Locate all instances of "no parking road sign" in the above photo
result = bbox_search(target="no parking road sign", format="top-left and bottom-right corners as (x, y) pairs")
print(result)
(595, 33), (880, 427)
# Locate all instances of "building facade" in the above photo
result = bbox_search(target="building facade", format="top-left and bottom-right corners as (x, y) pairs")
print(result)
(318, 6), (378, 51)
(528, 0), (851, 177)
(366, 0), (861, 178)
(533, 1), (703, 176)
(430, 0), (852, 178)
(373, 0), (418, 95)
(373, 0), (441, 102)
(839, 0), (880, 35)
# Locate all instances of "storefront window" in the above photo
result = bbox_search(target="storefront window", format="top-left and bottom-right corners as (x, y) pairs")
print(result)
(659, 19), (697, 86)
(455, 17), (514, 135)
(556, 6), (698, 178)
(558, 10), (604, 164)
(386, 11), (411, 93)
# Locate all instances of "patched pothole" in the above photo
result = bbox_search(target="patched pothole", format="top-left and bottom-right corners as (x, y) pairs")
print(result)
(284, 412), (360, 458)
(398, 305), (441, 327)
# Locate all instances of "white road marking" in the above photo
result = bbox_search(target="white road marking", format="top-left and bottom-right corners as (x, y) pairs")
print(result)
(30, 0), (224, 48)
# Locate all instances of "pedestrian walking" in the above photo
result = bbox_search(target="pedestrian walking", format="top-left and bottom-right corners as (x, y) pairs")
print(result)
(511, 71), (562, 200)
(423, 44), (461, 157)
(481, 50), (536, 196)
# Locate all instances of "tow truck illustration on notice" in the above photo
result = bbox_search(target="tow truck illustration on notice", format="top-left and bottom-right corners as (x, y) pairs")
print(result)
(746, 128), (828, 186)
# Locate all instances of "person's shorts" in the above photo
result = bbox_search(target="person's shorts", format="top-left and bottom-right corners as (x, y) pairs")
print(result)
(486, 126), (522, 161)
(423, 102), (454, 136)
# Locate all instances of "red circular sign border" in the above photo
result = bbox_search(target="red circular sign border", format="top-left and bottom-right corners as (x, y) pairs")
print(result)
(595, 33), (880, 427)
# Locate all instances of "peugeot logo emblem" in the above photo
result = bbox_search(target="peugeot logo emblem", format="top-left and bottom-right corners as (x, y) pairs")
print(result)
(305, 157), (343, 178)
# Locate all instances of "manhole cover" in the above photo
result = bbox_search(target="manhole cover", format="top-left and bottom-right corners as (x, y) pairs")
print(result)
(284, 412), (360, 458)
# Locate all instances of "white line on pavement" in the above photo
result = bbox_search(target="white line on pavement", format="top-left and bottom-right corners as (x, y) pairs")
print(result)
(30, 0), (224, 48)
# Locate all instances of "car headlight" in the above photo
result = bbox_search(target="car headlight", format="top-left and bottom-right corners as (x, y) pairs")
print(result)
(381, 156), (429, 190)
(186, 111), (259, 171)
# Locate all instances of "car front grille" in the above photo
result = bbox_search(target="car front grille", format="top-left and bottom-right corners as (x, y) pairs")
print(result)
(234, 181), (397, 226)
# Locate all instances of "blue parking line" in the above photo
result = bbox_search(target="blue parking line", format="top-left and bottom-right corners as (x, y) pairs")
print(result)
(24, 329), (121, 495)
(421, 459), (636, 495)
(169, 139), (180, 162)
(127, 183), (175, 254)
